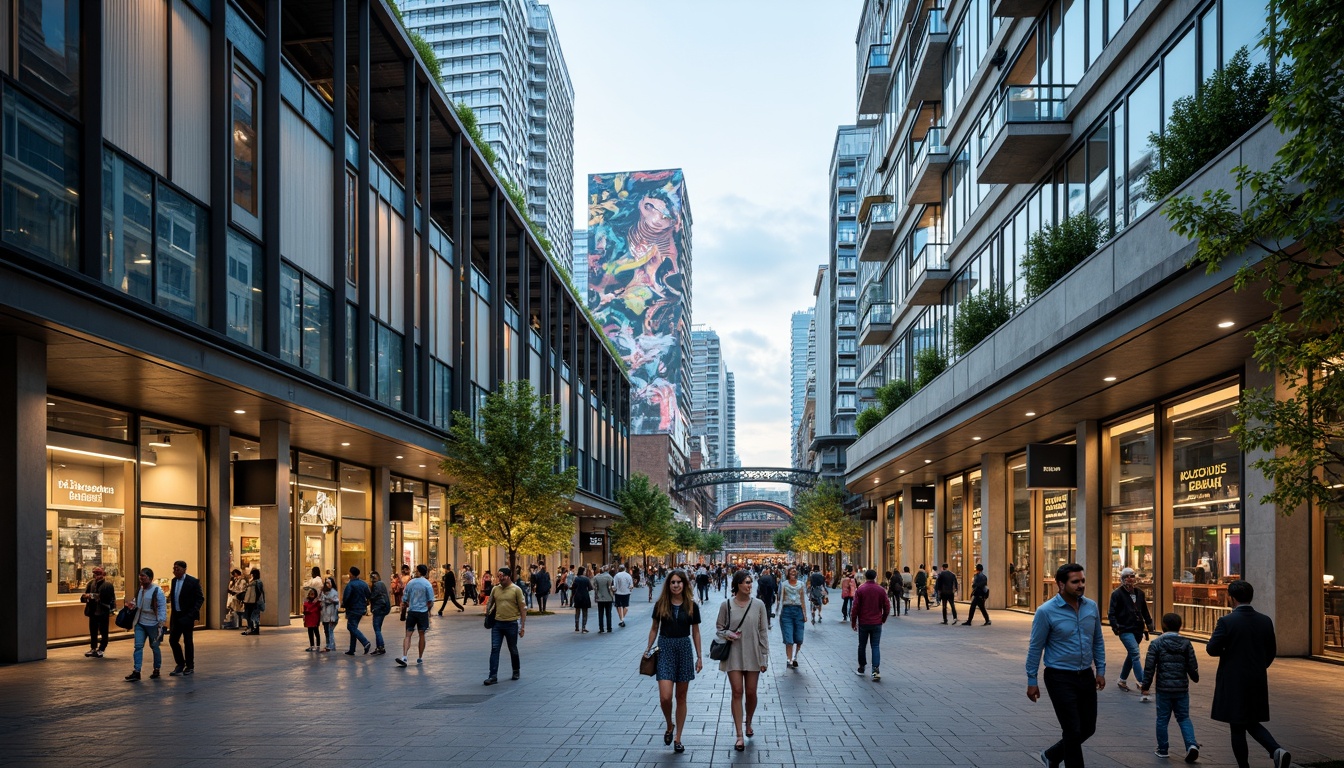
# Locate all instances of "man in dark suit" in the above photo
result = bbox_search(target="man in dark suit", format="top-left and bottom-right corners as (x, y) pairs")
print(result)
(1207, 579), (1291, 768)
(935, 563), (959, 624)
(168, 560), (205, 676)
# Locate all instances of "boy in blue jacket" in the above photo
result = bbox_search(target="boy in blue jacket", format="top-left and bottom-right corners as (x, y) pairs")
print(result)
(1141, 613), (1201, 762)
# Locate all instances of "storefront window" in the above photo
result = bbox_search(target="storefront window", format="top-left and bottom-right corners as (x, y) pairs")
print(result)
(923, 509), (934, 575)
(1169, 385), (1241, 636)
(393, 478), (426, 570)
(1104, 412), (1156, 614)
(885, 498), (897, 574)
(946, 476), (964, 587)
(1041, 489), (1075, 606)
(339, 465), (371, 588)
(229, 436), (263, 574)
(1010, 461), (1031, 608)
(969, 471), (982, 571)
(1325, 472), (1344, 656)
(141, 419), (204, 507)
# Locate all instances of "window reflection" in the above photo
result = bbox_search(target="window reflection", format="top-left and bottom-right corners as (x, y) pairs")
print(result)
(232, 68), (260, 220)
(2, 84), (80, 268)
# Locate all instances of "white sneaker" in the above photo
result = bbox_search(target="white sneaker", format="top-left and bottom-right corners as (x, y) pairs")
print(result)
(1141, 694), (1152, 702)
(395, 656), (408, 667)
(1272, 748), (1291, 768)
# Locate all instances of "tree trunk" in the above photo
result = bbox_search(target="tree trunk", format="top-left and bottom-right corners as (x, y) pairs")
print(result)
(833, 549), (842, 588)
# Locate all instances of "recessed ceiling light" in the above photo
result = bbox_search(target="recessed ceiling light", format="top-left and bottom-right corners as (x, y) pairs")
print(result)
(924, 459), (932, 464)
(1103, 376), (1117, 382)
(395, 455), (404, 460)
(1026, 411), (1036, 417)
(1217, 321), (1235, 328)
(972, 436), (982, 441)
(899, 469), (905, 474)
(419, 464), (427, 468)
(47, 401), (55, 406)
(340, 442), (350, 447)
(233, 409), (246, 414)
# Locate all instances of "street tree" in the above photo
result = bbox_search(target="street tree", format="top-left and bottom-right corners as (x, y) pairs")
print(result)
(610, 473), (675, 570)
(672, 521), (704, 562)
(771, 525), (797, 556)
(698, 531), (725, 558)
(442, 381), (578, 576)
(1165, 1), (1343, 518)
(792, 481), (861, 586)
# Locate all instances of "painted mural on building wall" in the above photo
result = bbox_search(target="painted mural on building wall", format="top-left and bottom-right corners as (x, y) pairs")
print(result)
(587, 169), (690, 436)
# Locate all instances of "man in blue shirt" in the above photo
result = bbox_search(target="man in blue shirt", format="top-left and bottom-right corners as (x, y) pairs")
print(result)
(1026, 563), (1107, 768)
(341, 566), (373, 655)
(397, 564), (436, 667)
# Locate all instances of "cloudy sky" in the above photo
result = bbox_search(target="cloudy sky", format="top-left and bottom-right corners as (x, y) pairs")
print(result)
(548, 0), (863, 467)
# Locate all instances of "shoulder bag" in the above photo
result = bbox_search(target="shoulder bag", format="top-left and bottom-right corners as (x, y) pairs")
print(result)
(483, 600), (497, 629)
(639, 645), (659, 676)
(708, 600), (752, 661)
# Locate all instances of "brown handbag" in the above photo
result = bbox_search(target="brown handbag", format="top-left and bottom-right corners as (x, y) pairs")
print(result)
(639, 646), (659, 676)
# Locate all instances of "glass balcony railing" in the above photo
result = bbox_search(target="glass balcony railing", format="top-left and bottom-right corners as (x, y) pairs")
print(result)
(868, 43), (891, 70)
(978, 84), (1074, 153)
(909, 125), (947, 169)
(864, 201), (896, 225)
(907, 241), (948, 286)
(862, 301), (895, 329)
(908, 7), (947, 69)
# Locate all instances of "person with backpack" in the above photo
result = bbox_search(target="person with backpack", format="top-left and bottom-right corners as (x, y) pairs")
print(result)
(899, 566), (914, 616)
(1141, 613), (1201, 762)
(369, 570), (392, 655)
(123, 567), (167, 681)
(914, 565), (931, 610)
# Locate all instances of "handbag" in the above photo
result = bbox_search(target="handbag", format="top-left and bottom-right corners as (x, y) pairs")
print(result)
(639, 646), (659, 676)
(483, 602), (497, 629)
(114, 606), (136, 630)
(709, 601), (753, 661)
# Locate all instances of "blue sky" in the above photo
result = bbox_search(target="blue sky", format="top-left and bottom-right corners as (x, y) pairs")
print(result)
(548, 0), (863, 468)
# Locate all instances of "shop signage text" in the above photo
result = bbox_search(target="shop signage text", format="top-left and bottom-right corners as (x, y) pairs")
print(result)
(1026, 444), (1078, 489)
(56, 478), (115, 504)
(1179, 462), (1229, 492)
(909, 486), (935, 509)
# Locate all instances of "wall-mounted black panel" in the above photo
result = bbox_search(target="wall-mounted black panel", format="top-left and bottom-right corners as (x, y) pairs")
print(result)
(389, 491), (415, 522)
(233, 460), (278, 506)
(909, 486), (935, 509)
(1026, 443), (1078, 488)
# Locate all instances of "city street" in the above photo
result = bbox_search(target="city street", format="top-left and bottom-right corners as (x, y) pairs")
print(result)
(1, 586), (1340, 768)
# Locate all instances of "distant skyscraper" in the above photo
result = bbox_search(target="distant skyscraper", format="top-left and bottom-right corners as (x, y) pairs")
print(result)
(405, 0), (574, 256)
(692, 326), (738, 512)
(725, 370), (740, 510)
(790, 308), (815, 468)
(571, 229), (587, 297)
(586, 169), (693, 443)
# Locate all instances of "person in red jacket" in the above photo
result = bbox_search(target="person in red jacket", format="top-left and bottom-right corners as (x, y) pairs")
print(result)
(851, 568), (890, 681)
(301, 588), (322, 651)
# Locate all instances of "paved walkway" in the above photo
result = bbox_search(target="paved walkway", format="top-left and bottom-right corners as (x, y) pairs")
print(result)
(2, 587), (1341, 768)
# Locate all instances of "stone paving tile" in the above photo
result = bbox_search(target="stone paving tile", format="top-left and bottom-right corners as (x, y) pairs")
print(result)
(2, 591), (1342, 767)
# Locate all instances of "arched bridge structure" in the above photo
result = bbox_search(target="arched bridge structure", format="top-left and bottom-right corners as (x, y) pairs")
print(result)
(671, 467), (820, 494)
(712, 500), (794, 562)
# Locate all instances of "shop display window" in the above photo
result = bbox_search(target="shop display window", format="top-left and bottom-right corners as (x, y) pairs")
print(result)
(969, 471), (982, 571)
(141, 419), (204, 507)
(1168, 385), (1241, 636)
(1325, 489), (1344, 656)
(946, 476), (964, 587)
(1010, 462), (1032, 608)
(1104, 413), (1156, 613)
(1041, 490), (1076, 606)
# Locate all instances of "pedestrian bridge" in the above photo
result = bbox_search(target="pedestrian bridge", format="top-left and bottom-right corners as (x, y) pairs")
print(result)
(670, 467), (819, 494)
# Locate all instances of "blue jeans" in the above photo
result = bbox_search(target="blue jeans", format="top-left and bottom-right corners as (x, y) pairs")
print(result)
(1118, 632), (1146, 684)
(857, 624), (882, 670)
(133, 623), (162, 671)
(1155, 692), (1197, 753)
(489, 620), (520, 678)
(779, 605), (806, 646)
(372, 612), (387, 649)
(347, 613), (369, 652)
(323, 622), (336, 650)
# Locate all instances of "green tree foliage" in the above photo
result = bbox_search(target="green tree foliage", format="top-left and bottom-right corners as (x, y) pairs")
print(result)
(914, 346), (948, 390)
(442, 381), (578, 575)
(672, 521), (704, 557)
(388, 1), (442, 83)
(1144, 48), (1278, 202)
(610, 474), (675, 569)
(952, 288), (1016, 356)
(876, 379), (915, 412)
(792, 481), (861, 572)
(1021, 213), (1110, 300)
(1165, 1), (1344, 517)
(771, 525), (798, 556)
(699, 531), (725, 556)
(855, 407), (883, 436)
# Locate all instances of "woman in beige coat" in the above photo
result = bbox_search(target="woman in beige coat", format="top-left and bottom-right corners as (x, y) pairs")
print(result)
(716, 570), (770, 752)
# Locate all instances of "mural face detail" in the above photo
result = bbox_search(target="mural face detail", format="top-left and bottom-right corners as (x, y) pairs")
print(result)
(587, 169), (691, 437)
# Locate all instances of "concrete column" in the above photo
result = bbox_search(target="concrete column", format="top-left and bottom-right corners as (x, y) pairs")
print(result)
(0, 335), (47, 662)
(372, 466), (392, 580)
(933, 477), (947, 570)
(1243, 361), (1311, 655)
(900, 484), (920, 572)
(206, 425), (231, 628)
(1075, 421), (1102, 598)
(260, 420), (291, 626)
(981, 453), (1008, 609)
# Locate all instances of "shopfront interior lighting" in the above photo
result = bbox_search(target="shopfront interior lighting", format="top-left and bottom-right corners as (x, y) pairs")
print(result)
(1217, 321), (1235, 328)
(134, 252), (151, 265)
(148, 434), (171, 448)
(47, 445), (137, 463)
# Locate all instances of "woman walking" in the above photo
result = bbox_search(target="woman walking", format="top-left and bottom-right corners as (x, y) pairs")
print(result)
(320, 576), (340, 651)
(716, 570), (769, 752)
(480, 570), (493, 609)
(778, 566), (808, 668)
(840, 570), (856, 622)
(808, 568), (828, 625)
(571, 566), (593, 633)
(124, 567), (167, 681)
(241, 568), (264, 635)
(645, 569), (702, 753)
(556, 566), (570, 608)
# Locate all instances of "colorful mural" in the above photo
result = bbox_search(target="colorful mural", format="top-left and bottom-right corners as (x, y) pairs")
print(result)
(587, 169), (692, 437)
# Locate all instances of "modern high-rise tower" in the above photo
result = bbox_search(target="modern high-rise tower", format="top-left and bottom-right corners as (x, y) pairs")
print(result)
(691, 326), (737, 512)
(789, 308), (815, 468)
(404, 0), (574, 257)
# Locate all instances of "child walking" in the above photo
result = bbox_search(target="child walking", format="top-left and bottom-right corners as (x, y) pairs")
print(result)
(302, 588), (322, 651)
(1142, 612), (1201, 762)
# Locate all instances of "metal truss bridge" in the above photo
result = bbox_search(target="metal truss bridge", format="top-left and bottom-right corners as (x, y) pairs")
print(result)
(671, 467), (820, 494)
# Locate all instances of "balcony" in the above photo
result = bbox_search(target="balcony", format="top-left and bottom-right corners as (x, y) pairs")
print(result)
(993, 0), (1051, 17)
(906, 8), (948, 109)
(858, 43), (894, 115)
(859, 301), (894, 345)
(977, 85), (1074, 183)
(907, 242), (950, 304)
(858, 201), (896, 262)
(906, 125), (949, 205)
